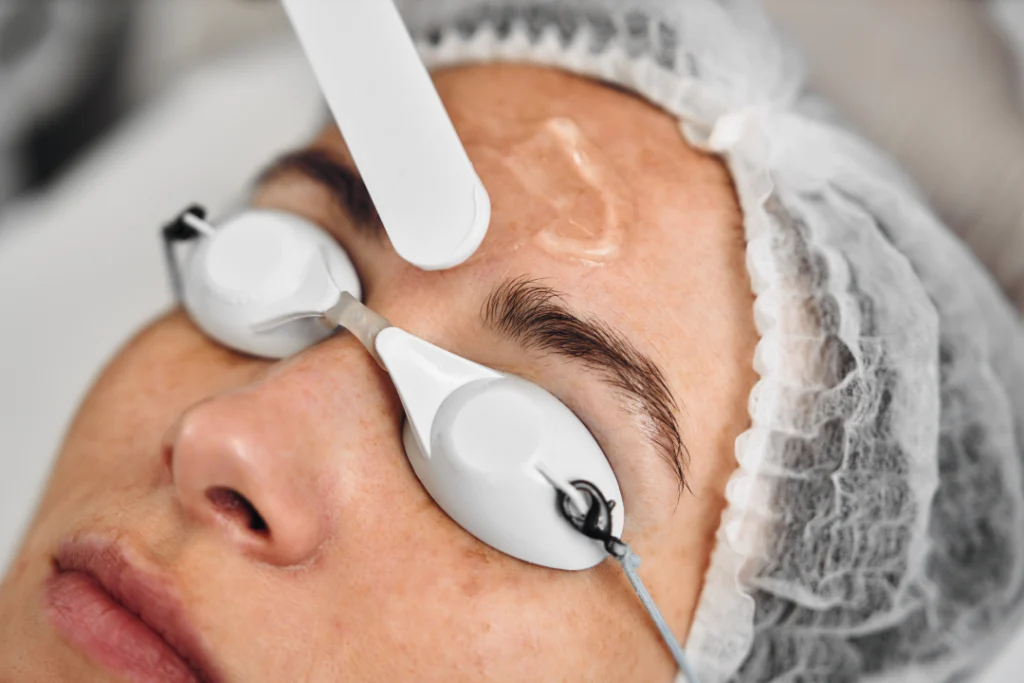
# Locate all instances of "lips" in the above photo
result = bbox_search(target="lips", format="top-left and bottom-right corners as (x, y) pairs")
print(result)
(44, 537), (219, 683)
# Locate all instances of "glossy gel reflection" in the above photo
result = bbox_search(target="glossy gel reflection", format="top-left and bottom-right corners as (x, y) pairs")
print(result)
(502, 117), (633, 266)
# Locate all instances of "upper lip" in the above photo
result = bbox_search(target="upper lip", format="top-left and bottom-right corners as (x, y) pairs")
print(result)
(54, 535), (221, 683)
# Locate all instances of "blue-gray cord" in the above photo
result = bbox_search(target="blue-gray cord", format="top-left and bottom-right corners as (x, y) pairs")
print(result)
(554, 480), (701, 683)
(614, 544), (701, 683)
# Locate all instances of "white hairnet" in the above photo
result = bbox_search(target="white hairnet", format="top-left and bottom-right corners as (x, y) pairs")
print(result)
(393, 1), (1024, 681)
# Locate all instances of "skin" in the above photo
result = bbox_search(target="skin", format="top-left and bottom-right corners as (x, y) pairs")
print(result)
(0, 65), (757, 682)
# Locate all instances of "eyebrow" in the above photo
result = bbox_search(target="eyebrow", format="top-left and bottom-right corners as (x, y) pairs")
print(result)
(257, 148), (383, 237)
(483, 277), (689, 491)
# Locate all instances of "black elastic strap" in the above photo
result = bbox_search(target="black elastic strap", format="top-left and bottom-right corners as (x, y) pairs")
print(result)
(161, 204), (207, 302)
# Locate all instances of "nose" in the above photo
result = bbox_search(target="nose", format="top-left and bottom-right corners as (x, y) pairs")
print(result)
(164, 386), (328, 565)
(163, 341), (396, 566)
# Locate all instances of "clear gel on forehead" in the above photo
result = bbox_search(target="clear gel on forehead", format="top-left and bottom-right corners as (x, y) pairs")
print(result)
(505, 117), (632, 266)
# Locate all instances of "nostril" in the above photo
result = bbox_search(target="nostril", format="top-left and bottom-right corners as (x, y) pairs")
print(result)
(206, 487), (269, 535)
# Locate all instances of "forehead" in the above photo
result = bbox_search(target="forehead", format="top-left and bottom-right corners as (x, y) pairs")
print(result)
(288, 64), (751, 400)
(311, 65), (740, 302)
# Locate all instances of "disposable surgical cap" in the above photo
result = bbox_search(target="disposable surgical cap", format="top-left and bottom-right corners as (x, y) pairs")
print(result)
(392, 1), (1024, 681)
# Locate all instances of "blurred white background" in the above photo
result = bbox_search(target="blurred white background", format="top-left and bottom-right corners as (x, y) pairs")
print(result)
(0, 1), (1023, 681)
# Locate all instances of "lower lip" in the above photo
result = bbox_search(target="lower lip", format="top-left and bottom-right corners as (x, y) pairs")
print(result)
(45, 570), (200, 683)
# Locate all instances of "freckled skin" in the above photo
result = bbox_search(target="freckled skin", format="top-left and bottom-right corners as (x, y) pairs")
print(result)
(0, 65), (757, 682)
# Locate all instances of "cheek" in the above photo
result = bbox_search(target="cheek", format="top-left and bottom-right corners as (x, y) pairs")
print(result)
(36, 314), (266, 509)
(268, 530), (661, 680)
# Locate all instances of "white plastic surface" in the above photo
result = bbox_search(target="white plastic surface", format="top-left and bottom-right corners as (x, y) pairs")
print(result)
(376, 326), (501, 456)
(181, 209), (361, 358)
(376, 327), (623, 569)
(280, 0), (491, 271)
(403, 377), (624, 570)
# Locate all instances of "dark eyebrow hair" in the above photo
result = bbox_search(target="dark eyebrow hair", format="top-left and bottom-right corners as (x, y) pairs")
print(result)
(483, 277), (689, 492)
(257, 148), (383, 237)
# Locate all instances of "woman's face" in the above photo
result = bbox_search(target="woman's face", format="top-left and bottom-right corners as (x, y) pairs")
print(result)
(0, 65), (756, 682)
